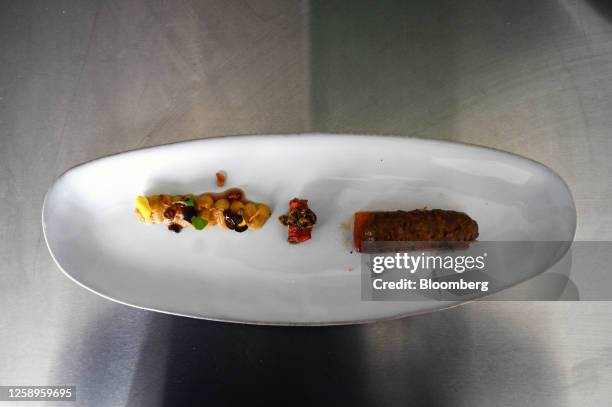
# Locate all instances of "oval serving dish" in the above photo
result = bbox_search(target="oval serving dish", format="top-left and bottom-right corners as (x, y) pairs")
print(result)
(42, 134), (576, 325)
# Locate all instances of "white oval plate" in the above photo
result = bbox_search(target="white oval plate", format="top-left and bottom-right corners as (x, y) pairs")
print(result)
(43, 134), (576, 325)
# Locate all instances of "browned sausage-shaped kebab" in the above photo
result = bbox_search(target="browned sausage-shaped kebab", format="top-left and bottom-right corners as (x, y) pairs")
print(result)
(354, 209), (479, 253)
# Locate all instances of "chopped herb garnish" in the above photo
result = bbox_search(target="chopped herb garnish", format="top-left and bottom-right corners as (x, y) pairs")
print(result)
(191, 216), (208, 230)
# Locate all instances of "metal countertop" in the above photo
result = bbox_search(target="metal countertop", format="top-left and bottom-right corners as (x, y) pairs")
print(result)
(1, 1), (611, 405)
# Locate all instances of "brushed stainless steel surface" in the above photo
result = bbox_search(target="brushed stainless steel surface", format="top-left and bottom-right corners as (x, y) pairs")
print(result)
(1, 0), (611, 405)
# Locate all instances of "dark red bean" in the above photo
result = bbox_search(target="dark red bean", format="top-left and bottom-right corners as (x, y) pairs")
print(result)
(181, 206), (197, 223)
(223, 210), (246, 231)
(163, 207), (176, 219)
(223, 210), (237, 230)
(168, 224), (182, 233)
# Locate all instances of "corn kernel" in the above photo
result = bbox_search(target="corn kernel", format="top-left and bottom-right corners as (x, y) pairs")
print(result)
(135, 196), (152, 219)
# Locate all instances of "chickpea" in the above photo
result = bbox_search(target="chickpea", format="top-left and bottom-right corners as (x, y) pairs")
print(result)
(230, 200), (244, 214)
(214, 198), (230, 210)
(147, 196), (166, 223)
(243, 202), (257, 219)
(248, 203), (271, 230)
(160, 195), (173, 205)
(198, 209), (217, 226)
(197, 194), (214, 209)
